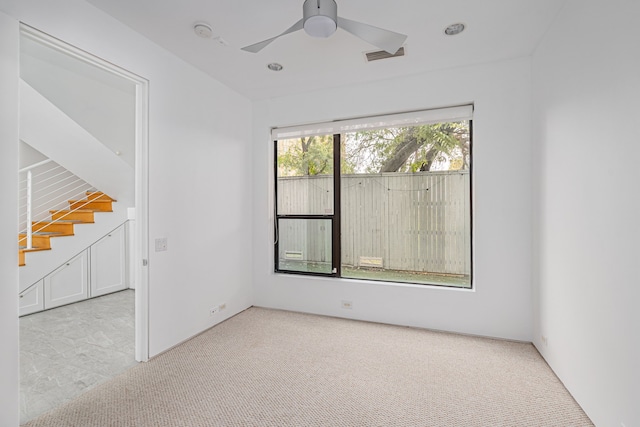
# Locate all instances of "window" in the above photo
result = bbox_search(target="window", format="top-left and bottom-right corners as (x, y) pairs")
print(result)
(274, 106), (472, 288)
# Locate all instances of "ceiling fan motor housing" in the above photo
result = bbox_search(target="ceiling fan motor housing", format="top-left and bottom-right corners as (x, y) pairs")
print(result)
(303, 0), (338, 38)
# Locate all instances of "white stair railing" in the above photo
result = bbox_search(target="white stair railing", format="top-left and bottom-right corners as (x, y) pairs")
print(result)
(26, 169), (33, 249)
(19, 159), (96, 250)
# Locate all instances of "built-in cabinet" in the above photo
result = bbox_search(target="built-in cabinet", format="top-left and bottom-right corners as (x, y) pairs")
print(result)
(90, 224), (127, 297)
(19, 223), (128, 316)
(44, 250), (89, 309)
(18, 280), (44, 316)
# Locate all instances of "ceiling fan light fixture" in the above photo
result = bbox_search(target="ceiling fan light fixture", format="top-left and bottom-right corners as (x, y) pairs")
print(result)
(303, 0), (338, 38)
(304, 15), (337, 38)
(241, 0), (407, 54)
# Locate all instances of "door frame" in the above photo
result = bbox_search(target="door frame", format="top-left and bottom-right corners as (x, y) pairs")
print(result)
(19, 24), (150, 361)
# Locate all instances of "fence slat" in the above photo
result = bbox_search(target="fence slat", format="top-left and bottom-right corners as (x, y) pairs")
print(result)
(277, 171), (470, 275)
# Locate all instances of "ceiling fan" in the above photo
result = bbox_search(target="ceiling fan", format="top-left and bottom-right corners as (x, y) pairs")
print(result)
(241, 0), (407, 55)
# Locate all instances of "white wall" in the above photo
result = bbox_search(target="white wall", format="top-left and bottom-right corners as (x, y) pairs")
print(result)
(21, 39), (136, 167)
(532, 1), (640, 426)
(19, 141), (46, 168)
(253, 58), (533, 341)
(20, 79), (134, 205)
(0, 0), (253, 378)
(0, 10), (20, 427)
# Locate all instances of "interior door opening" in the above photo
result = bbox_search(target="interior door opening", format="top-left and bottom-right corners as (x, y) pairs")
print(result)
(17, 23), (149, 423)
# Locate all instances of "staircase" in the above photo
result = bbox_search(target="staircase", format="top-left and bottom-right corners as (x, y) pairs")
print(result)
(18, 191), (116, 267)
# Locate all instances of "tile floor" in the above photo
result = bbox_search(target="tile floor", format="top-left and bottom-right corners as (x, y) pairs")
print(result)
(20, 289), (137, 424)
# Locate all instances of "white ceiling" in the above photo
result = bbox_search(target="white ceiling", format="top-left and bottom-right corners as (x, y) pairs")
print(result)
(85, 0), (566, 100)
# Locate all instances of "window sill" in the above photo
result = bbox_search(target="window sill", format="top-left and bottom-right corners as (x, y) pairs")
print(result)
(273, 271), (475, 292)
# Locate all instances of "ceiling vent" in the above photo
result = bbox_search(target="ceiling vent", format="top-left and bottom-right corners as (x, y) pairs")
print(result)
(365, 46), (405, 62)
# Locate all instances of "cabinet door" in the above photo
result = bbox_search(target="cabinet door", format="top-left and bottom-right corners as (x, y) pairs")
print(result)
(90, 224), (127, 298)
(44, 251), (89, 309)
(19, 280), (44, 316)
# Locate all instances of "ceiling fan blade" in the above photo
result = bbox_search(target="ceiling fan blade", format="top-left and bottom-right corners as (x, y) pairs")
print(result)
(241, 19), (305, 53)
(337, 17), (407, 55)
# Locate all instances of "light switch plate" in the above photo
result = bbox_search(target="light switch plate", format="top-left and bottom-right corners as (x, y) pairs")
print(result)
(155, 237), (168, 252)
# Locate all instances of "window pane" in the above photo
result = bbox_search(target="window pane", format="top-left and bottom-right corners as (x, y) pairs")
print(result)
(340, 122), (471, 288)
(277, 218), (333, 274)
(276, 136), (334, 215)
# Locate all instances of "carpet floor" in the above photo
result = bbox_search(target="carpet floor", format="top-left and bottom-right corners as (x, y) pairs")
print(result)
(24, 307), (593, 426)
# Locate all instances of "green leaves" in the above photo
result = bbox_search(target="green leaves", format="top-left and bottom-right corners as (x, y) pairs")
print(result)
(278, 135), (334, 176)
(347, 122), (469, 173)
(277, 121), (470, 176)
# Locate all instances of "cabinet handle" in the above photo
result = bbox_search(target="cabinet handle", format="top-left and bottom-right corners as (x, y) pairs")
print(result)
(19, 295), (24, 299)
(108, 234), (112, 237)
(66, 263), (70, 266)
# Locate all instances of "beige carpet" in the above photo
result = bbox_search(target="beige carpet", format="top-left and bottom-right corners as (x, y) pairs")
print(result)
(24, 307), (593, 427)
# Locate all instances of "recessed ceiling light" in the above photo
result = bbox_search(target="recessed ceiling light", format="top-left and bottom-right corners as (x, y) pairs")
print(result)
(444, 23), (465, 36)
(267, 63), (283, 72)
(194, 23), (213, 39)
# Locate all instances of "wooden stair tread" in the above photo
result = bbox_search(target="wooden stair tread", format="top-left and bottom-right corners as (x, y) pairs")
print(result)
(18, 234), (51, 250)
(18, 233), (50, 239)
(18, 247), (51, 253)
(86, 191), (117, 201)
(25, 232), (73, 237)
(32, 221), (75, 235)
(49, 210), (95, 224)
(68, 199), (112, 203)
(21, 192), (116, 266)
(50, 209), (95, 213)
(33, 220), (74, 225)
(67, 199), (113, 212)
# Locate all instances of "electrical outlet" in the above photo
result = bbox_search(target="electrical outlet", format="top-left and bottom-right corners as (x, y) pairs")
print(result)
(341, 300), (353, 309)
(541, 335), (548, 346)
(209, 306), (219, 316)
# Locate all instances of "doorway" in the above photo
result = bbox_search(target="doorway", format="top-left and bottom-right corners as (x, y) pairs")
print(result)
(18, 24), (149, 422)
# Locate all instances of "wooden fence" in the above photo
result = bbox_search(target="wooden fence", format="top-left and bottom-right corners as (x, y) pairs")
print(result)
(277, 170), (470, 275)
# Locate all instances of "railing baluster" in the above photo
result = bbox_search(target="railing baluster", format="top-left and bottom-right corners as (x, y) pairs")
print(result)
(19, 159), (96, 250)
(26, 170), (33, 250)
